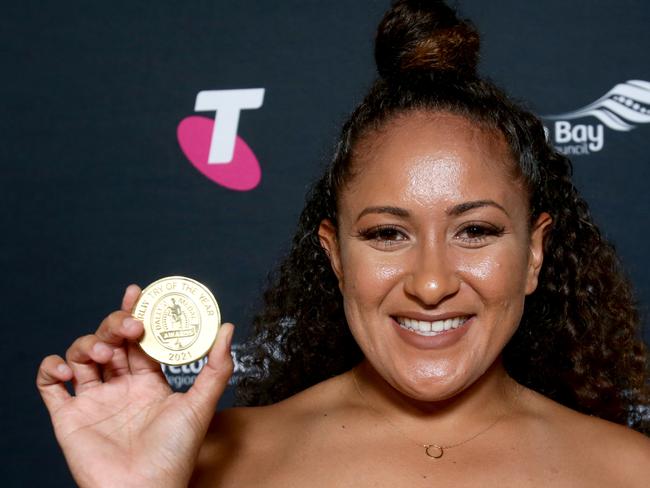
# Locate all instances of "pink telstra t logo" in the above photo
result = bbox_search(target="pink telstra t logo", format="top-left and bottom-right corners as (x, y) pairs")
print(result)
(177, 88), (265, 191)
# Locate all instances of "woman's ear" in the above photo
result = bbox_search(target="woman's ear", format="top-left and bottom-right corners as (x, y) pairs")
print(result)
(526, 212), (552, 295)
(318, 219), (344, 285)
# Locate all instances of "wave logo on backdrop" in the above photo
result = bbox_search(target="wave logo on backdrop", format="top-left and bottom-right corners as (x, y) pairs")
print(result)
(177, 88), (265, 191)
(543, 80), (650, 156)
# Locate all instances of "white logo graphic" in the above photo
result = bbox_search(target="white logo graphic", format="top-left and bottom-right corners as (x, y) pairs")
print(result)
(161, 343), (249, 391)
(543, 80), (650, 156)
(194, 88), (265, 163)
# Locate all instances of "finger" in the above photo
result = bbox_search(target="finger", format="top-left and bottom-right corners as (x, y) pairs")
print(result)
(185, 323), (235, 425)
(118, 285), (166, 376)
(126, 338), (165, 376)
(124, 313), (165, 376)
(94, 310), (143, 378)
(37, 355), (73, 412)
(95, 310), (142, 346)
(121, 284), (142, 313)
(66, 335), (114, 392)
(103, 306), (159, 378)
(101, 316), (147, 380)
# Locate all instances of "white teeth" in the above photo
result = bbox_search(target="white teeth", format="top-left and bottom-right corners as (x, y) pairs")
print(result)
(396, 316), (468, 336)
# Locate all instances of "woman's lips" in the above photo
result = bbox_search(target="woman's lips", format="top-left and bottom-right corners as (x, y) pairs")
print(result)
(397, 315), (469, 335)
(391, 315), (473, 349)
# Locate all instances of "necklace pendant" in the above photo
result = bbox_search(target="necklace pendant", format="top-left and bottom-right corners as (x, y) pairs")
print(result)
(424, 444), (444, 459)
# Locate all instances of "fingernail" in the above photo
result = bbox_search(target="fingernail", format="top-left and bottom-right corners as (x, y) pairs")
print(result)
(93, 342), (112, 356)
(123, 317), (140, 332)
(57, 364), (71, 375)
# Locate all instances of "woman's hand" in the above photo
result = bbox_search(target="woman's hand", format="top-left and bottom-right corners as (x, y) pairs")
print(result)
(36, 284), (235, 488)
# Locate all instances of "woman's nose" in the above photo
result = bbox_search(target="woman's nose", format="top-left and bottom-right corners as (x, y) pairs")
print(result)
(403, 243), (460, 306)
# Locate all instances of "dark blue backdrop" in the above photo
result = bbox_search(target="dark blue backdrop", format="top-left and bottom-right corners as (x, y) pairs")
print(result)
(2, 1), (648, 486)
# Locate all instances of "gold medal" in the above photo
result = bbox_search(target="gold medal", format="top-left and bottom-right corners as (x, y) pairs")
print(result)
(132, 276), (221, 365)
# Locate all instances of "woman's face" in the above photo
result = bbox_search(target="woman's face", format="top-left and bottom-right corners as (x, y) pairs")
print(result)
(319, 111), (550, 401)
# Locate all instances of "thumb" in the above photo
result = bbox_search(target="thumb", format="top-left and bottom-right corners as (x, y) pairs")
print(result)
(185, 323), (235, 421)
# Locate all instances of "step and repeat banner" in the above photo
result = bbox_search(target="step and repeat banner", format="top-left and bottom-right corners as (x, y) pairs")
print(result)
(3, 1), (649, 485)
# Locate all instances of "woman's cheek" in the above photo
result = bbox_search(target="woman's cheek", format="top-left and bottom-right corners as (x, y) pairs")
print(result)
(341, 254), (404, 351)
(343, 249), (404, 299)
(373, 260), (404, 283)
(456, 247), (527, 296)
(457, 255), (500, 281)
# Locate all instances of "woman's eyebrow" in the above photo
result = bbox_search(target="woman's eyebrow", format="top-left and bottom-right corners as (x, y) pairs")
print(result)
(356, 206), (410, 222)
(356, 201), (509, 221)
(446, 200), (509, 217)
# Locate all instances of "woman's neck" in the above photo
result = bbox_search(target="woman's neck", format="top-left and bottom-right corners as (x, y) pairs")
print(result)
(350, 357), (522, 430)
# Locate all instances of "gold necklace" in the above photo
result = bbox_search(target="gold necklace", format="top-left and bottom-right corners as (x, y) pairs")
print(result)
(350, 368), (511, 459)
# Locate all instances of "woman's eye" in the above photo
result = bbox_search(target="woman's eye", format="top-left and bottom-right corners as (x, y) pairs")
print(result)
(457, 224), (505, 245)
(358, 226), (407, 247)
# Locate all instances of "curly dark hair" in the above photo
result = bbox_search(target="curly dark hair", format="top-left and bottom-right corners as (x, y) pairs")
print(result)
(235, 0), (649, 433)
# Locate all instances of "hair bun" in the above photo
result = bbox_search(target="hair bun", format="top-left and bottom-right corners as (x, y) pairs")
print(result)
(375, 0), (480, 81)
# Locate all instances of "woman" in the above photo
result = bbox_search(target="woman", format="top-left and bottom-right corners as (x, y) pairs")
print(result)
(38, 1), (650, 486)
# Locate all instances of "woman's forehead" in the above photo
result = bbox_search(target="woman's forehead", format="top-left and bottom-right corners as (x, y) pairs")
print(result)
(341, 111), (525, 216)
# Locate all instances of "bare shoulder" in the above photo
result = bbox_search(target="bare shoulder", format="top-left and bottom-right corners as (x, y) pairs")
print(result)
(568, 410), (650, 485)
(191, 373), (350, 487)
(522, 388), (650, 486)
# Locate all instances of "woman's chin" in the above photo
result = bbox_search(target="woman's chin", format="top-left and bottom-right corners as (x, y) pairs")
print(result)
(400, 382), (467, 403)
(385, 367), (474, 403)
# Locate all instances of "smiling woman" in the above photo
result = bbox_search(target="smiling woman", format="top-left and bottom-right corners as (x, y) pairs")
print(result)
(317, 112), (550, 403)
(38, 1), (650, 487)
(237, 0), (649, 428)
